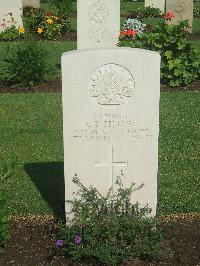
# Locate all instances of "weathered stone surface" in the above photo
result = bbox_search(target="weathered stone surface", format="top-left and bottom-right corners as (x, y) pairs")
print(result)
(145, 0), (165, 12)
(62, 48), (160, 217)
(0, 0), (23, 32)
(22, 0), (40, 9)
(77, 0), (120, 49)
(166, 0), (193, 33)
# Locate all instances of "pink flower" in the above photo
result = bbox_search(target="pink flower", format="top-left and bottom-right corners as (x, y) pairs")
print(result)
(164, 11), (175, 21)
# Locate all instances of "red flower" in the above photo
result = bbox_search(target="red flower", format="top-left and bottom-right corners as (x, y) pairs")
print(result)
(120, 30), (137, 37)
(164, 11), (175, 21)
(128, 30), (137, 36)
(45, 10), (52, 16)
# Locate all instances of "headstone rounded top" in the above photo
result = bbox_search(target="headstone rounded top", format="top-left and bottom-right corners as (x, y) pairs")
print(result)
(89, 63), (135, 108)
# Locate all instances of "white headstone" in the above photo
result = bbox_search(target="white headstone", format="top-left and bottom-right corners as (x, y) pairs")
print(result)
(166, 0), (193, 33)
(77, 0), (120, 49)
(0, 0), (23, 32)
(145, 0), (165, 13)
(22, 0), (40, 9)
(62, 48), (160, 217)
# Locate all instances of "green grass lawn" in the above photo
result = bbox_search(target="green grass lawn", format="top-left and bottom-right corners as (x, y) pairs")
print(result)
(0, 92), (199, 217)
(0, 1), (199, 218)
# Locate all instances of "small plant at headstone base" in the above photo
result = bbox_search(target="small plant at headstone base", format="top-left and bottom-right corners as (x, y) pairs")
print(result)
(143, 6), (162, 18)
(119, 17), (200, 87)
(58, 174), (164, 265)
(122, 18), (146, 37)
(0, 156), (17, 254)
(0, 25), (27, 41)
(0, 41), (49, 88)
(0, 13), (27, 41)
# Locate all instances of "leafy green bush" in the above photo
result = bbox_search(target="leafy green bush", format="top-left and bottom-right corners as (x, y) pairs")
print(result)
(50, 0), (73, 15)
(0, 157), (16, 254)
(119, 20), (200, 87)
(59, 175), (164, 265)
(143, 6), (162, 18)
(0, 41), (49, 88)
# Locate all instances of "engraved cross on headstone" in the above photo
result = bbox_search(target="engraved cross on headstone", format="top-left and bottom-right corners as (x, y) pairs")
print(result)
(95, 145), (128, 191)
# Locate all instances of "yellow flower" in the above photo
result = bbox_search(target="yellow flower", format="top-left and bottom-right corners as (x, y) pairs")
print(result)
(37, 27), (43, 33)
(47, 18), (53, 24)
(18, 27), (25, 33)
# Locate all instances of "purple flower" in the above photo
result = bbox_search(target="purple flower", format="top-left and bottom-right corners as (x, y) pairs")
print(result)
(74, 235), (82, 244)
(55, 239), (64, 248)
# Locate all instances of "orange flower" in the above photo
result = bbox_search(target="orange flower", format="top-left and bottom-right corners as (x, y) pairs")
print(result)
(120, 30), (137, 37)
(164, 11), (175, 20)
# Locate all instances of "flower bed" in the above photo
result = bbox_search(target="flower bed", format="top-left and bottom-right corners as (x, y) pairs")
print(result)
(0, 7), (71, 41)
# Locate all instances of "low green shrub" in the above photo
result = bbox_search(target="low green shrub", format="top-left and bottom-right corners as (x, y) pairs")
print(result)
(143, 6), (162, 18)
(0, 41), (49, 87)
(59, 175), (164, 265)
(50, 0), (73, 15)
(119, 19), (200, 87)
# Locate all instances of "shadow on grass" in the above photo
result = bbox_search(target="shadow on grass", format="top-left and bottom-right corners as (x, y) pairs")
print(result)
(24, 162), (65, 220)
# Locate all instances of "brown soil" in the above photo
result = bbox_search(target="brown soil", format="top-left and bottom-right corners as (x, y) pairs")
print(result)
(0, 80), (62, 94)
(0, 80), (199, 94)
(188, 33), (200, 41)
(0, 217), (199, 266)
(59, 31), (77, 41)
